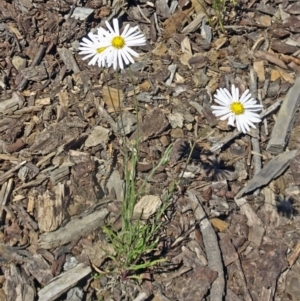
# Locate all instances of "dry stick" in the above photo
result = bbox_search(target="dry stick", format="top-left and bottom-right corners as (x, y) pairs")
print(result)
(0, 161), (26, 185)
(0, 178), (13, 220)
(260, 97), (283, 119)
(233, 258), (253, 301)
(97, 105), (118, 133)
(137, 5), (151, 23)
(258, 90), (269, 135)
(153, 13), (161, 35)
(132, 292), (149, 301)
(249, 68), (262, 196)
(17, 45), (46, 91)
(210, 130), (240, 152)
(187, 190), (225, 301)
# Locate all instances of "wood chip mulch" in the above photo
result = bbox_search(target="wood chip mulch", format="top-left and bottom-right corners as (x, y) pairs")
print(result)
(1, 0), (300, 301)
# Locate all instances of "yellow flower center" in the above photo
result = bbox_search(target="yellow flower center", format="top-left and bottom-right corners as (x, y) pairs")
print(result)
(96, 47), (106, 53)
(230, 102), (244, 115)
(112, 36), (125, 49)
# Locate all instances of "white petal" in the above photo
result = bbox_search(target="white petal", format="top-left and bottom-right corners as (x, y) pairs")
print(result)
(121, 24), (131, 37)
(219, 112), (232, 120)
(89, 55), (99, 65)
(243, 103), (263, 110)
(220, 88), (233, 103)
(117, 50), (124, 69)
(235, 117), (242, 132)
(126, 38), (146, 46)
(213, 110), (230, 117)
(80, 52), (96, 60)
(123, 26), (139, 38)
(237, 116), (250, 133)
(231, 85), (239, 101)
(105, 48), (114, 68)
(106, 20), (115, 35)
(244, 111), (261, 123)
(240, 89), (252, 103)
(119, 49), (130, 65)
(241, 115), (255, 129)
(113, 18), (120, 36)
(211, 105), (228, 110)
(228, 114), (236, 126)
(123, 46), (139, 57)
(214, 95), (231, 106)
(124, 49), (136, 64)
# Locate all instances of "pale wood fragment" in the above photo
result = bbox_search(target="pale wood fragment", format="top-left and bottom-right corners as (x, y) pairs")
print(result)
(0, 161), (26, 185)
(57, 48), (80, 73)
(50, 166), (70, 185)
(38, 208), (108, 249)
(210, 131), (240, 152)
(263, 186), (280, 228)
(235, 150), (297, 198)
(155, 0), (170, 19)
(133, 195), (162, 219)
(71, 7), (94, 20)
(17, 45), (46, 91)
(234, 197), (263, 227)
(181, 12), (206, 34)
(260, 97), (283, 119)
(0, 92), (23, 113)
(287, 242), (300, 267)
(248, 224), (265, 246)
(95, 102), (118, 133)
(37, 184), (66, 232)
(0, 178), (13, 220)
(254, 50), (288, 69)
(37, 263), (91, 301)
(267, 76), (300, 154)
(20, 64), (48, 81)
(12, 204), (38, 230)
(24, 254), (53, 285)
(14, 175), (48, 192)
(4, 263), (35, 301)
(13, 106), (43, 115)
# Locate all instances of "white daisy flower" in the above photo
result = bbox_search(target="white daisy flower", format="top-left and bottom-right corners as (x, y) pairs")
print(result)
(78, 28), (108, 67)
(98, 18), (146, 70)
(211, 84), (263, 134)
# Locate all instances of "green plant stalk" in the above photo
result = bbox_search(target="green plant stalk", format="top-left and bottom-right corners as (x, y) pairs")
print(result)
(128, 66), (140, 157)
(101, 67), (174, 278)
(212, 0), (226, 32)
(137, 144), (173, 195)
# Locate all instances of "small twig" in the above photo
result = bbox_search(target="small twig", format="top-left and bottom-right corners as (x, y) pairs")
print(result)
(233, 258), (253, 301)
(153, 13), (161, 35)
(234, 197), (263, 226)
(258, 90), (268, 135)
(137, 5), (151, 23)
(210, 130), (241, 152)
(0, 161), (26, 185)
(223, 25), (256, 31)
(249, 68), (262, 196)
(97, 104), (118, 133)
(132, 292), (149, 301)
(0, 178), (13, 220)
(187, 190), (225, 301)
(259, 98), (283, 119)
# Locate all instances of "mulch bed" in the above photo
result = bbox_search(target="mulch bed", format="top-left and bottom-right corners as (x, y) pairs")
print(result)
(1, 0), (300, 300)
